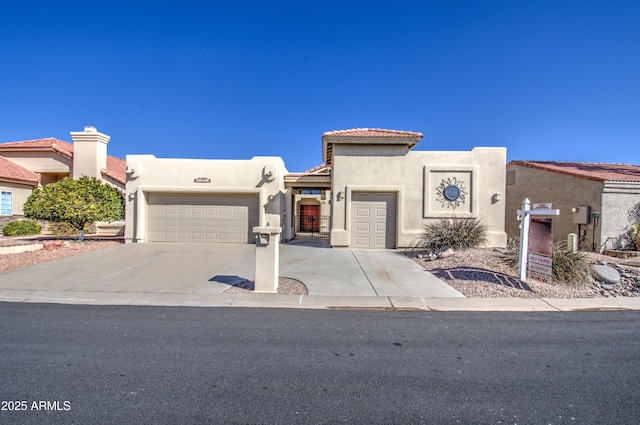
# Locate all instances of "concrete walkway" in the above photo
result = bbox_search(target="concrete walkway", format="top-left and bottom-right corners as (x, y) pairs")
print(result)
(1, 239), (639, 311)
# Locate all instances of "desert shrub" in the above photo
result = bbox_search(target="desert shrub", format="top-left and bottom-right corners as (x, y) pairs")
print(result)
(502, 238), (592, 284)
(633, 223), (640, 250)
(24, 176), (123, 235)
(416, 218), (488, 253)
(506, 234), (520, 250)
(2, 220), (42, 236)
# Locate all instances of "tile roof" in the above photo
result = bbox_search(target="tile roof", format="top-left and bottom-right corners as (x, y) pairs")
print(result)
(102, 156), (126, 184)
(0, 138), (126, 185)
(0, 138), (75, 159)
(303, 163), (330, 174)
(0, 156), (40, 186)
(508, 160), (640, 183)
(322, 128), (423, 138)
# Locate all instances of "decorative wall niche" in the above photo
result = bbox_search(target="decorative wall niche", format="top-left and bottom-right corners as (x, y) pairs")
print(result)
(424, 167), (477, 217)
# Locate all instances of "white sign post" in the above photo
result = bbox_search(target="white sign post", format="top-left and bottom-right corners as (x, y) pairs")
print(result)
(517, 198), (560, 281)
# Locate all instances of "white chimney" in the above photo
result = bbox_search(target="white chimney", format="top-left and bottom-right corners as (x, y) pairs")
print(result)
(70, 126), (110, 179)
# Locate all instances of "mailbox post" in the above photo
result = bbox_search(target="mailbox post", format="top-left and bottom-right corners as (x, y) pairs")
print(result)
(252, 226), (282, 293)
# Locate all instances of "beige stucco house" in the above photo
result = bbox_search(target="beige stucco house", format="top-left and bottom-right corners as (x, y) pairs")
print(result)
(125, 128), (507, 249)
(505, 160), (640, 252)
(0, 126), (126, 227)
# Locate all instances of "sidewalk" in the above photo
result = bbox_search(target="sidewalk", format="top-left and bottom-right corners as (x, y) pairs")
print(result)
(1, 288), (639, 311)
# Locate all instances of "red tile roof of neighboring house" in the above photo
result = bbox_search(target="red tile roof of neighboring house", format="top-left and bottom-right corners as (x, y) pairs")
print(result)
(0, 138), (75, 159)
(322, 128), (423, 138)
(0, 156), (40, 186)
(102, 156), (126, 184)
(508, 160), (640, 183)
(304, 163), (330, 174)
(0, 138), (126, 185)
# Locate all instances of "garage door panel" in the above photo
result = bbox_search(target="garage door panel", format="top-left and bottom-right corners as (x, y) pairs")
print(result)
(148, 194), (259, 243)
(355, 207), (371, 217)
(356, 222), (370, 231)
(355, 236), (371, 246)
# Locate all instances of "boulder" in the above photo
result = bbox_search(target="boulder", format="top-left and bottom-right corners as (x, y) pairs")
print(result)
(43, 241), (63, 251)
(438, 248), (455, 258)
(590, 264), (621, 284)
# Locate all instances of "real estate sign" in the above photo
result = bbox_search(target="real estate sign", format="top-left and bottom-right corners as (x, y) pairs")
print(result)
(527, 215), (554, 283)
(528, 253), (553, 283)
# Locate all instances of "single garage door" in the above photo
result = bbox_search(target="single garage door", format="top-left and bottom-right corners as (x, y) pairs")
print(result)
(147, 193), (259, 243)
(351, 192), (397, 249)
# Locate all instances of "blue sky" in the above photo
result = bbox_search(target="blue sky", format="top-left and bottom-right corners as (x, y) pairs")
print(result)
(1, 0), (639, 172)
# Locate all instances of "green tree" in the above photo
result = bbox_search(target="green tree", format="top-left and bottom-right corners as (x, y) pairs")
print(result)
(23, 176), (123, 239)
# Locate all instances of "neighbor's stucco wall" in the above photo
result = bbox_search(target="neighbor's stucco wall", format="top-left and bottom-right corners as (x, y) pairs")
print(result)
(0, 151), (71, 174)
(125, 155), (288, 243)
(331, 146), (507, 248)
(600, 182), (640, 251)
(0, 181), (35, 216)
(71, 127), (109, 180)
(505, 164), (603, 250)
(72, 141), (107, 180)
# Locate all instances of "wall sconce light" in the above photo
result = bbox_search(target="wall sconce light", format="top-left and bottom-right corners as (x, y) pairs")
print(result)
(571, 207), (579, 213)
(492, 193), (501, 202)
(337, 191), (345, 201)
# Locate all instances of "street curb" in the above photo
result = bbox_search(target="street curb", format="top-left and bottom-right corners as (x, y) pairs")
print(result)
(0, 290), (639, 311)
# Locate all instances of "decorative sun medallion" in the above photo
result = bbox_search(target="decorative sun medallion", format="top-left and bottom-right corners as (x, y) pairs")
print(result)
(436, 177), (467, 209)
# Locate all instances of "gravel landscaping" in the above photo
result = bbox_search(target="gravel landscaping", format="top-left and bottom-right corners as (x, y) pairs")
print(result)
(0, 239), (122, 273)
(410, 248), (640, 298)
(223, 277), (309, 295)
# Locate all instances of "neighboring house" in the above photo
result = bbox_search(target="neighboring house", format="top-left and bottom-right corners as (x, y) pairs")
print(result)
(0, 126), (126, 226)
(505, 160), (640, 252)
(125, 128), (507, 249)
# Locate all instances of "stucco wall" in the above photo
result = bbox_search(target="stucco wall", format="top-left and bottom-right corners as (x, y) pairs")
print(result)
(331, 146), (507, 248)
(125, 155), (288, 243)
(0, 151), (71, 174)
(0, 182), (35, 216)
(72, 138), (107, 180)
(505, 164), (603, 249)
(600, 182), (640, 250)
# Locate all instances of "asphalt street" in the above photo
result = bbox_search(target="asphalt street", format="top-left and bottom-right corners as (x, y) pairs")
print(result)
(1, 303), (639, 424)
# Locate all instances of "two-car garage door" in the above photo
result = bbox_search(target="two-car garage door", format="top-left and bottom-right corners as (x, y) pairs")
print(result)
(147, 194), (259, 243)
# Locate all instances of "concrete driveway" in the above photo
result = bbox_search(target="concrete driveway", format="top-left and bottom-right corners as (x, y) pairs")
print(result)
(218, 239), (461, 297)
(0, 240), (462, 299)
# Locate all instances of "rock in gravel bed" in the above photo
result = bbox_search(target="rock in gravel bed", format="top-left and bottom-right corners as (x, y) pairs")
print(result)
(590, 264), (621, 284)
(588, 260), (640, 297)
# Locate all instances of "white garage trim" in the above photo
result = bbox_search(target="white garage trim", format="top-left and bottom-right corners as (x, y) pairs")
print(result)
(134, 187), (265, 243)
